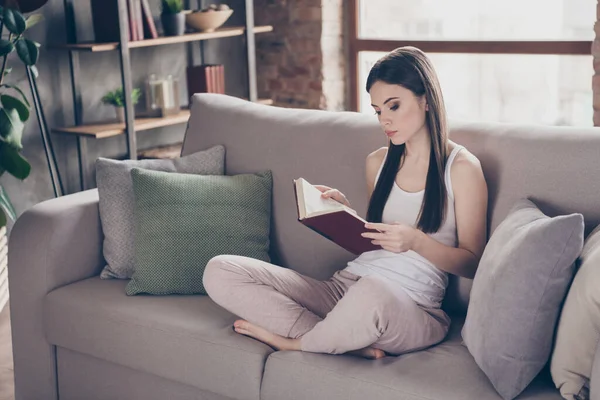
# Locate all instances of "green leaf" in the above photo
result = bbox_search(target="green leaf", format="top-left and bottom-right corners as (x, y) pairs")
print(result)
(3, 8), (27, 35)
(1, 84), (30, 108)
(3, 67), (12, 77)
(0, 39), (14, 57)
(0, 208), (6, 227)
(15, 39), (39, 66)
(0, 107), (24, 149)
(0, 142), (30, 180)
(0, 184), (16, 223)
(1, 95), (29, 122)
(161, 0), (183, 14)
(25, 14), (44, 30)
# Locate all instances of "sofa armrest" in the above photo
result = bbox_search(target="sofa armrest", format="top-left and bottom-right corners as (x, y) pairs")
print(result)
(8, 189), (104, 400)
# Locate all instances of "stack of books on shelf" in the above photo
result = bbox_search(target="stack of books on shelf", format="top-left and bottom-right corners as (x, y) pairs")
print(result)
(0, 227), (8, 312)
(186, 65), (226, 95)
(91, 0), (158, 42)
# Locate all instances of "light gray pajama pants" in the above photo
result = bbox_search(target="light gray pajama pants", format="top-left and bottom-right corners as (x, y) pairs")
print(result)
(203, 254), (451, 356)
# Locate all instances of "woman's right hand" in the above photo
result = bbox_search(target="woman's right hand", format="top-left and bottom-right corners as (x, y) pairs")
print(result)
(314, 185), (351, 208)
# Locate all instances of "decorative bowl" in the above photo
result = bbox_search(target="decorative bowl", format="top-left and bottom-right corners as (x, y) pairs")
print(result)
(185, 9), (234, 33)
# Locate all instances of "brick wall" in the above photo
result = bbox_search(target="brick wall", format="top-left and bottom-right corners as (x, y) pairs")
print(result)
(595, 0), (600, 125)
(255, 0), (347, 110)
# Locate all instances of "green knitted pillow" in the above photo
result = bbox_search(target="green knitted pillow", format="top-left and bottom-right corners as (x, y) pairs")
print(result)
(126, 167), (272, 296)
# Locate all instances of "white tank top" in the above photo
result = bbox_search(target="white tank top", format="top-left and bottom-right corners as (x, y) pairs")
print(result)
(344, 145), (464, 309)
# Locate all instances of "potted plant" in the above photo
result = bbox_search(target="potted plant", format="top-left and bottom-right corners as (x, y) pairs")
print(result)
(101, 87), (142, 123)
(0, 4), (47, 228)
(161, 0), (185, 36)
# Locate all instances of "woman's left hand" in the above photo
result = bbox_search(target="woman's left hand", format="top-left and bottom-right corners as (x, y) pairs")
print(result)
(362, 222), (420, 253)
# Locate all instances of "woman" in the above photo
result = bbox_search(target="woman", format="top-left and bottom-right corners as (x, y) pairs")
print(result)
(203, 46), (488, 359)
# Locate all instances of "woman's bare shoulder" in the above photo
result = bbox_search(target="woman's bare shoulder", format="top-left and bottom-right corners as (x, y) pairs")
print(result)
(449, 144), (486, 196)
(365, 147), (388, 195)
(451, 143), (482, 172)
(366, 146), (388, 167)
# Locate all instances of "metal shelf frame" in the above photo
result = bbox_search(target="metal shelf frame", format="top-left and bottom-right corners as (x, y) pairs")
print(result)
(60, 0), (262, 191)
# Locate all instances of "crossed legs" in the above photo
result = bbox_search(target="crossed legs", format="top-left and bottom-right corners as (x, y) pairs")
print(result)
(203, 255), (450, 359)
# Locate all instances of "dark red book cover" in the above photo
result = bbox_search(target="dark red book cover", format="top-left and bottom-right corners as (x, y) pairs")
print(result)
(300, 211), (382, 255)
(127, 0), (138, 41)
(186, 65), (209, 95)
(293, 181), (381, 255)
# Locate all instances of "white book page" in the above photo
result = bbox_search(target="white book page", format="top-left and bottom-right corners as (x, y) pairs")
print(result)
(299, 178), (346, 218)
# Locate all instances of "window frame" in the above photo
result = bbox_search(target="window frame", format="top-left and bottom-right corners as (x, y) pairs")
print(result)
(348, 0), (594, 111)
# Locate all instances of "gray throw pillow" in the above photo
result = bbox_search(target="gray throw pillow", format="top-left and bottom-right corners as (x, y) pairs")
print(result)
(462, 198), (584, 400)
(125, 168), (272, 296)
(96, 145), (225, 279)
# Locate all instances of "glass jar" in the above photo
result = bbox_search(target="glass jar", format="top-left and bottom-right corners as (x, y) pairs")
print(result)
(145, 74), (181, 117)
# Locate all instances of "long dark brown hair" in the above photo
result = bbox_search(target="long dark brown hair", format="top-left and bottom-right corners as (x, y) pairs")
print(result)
(365, 46), (449, 233)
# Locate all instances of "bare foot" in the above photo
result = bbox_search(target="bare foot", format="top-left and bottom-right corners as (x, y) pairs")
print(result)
(233, 320), (385, 359)
(233, 319), (301, 351)
(347, 346), (386, 360)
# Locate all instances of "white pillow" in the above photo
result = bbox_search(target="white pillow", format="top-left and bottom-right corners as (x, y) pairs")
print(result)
(551, 224), (600, 400)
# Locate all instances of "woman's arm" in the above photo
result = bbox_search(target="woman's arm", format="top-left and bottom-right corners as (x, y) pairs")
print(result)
(363, 151), (488, 279)
(413, 152), (488, 278)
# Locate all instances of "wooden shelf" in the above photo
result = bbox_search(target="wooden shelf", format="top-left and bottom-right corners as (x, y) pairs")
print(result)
(52, 98), (272, 139)
(138, 142), (183, 159)
(53, 25), (273, 52)
(53, 110), (191, 139)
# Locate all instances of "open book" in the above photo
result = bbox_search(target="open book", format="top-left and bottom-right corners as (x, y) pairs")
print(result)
(293, 178), (381, 255)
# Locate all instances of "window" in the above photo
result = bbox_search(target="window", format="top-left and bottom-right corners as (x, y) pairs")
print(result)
(350, 0), (595, 126)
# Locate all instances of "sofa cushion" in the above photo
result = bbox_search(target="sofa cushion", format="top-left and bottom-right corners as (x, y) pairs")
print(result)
(126, 168), (272, 296)
(43, 277), (274, 400)
(96, 145), (225, 280)
(260, 318), (562, 400)
(462, 198), (584, 400)
(551, 224), (600, 399)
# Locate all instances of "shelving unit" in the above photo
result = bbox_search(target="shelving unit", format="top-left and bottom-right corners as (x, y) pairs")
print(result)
(56, 0), (272, 191)
(53, 98), (273, 138)
(52, 25), (273, 52)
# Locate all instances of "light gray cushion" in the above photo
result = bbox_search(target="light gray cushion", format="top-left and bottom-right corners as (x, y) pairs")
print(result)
(44, 278), (561, 400)
(96, 145), (225, 279)
(44, 277), (273, 400)
(261, 317), (563, 400)
(462, 198), (584, 400)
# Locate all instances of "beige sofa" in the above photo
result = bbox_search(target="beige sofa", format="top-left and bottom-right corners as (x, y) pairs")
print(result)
(8, 94), (600, 399)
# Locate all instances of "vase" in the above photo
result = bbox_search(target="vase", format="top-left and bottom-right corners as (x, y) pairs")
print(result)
(115, 107), (125, 123)
(161, 13), (185, 36)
